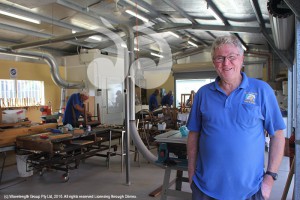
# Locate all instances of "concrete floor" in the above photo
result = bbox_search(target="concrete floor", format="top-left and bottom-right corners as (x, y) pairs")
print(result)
(0, 143), (294, 200)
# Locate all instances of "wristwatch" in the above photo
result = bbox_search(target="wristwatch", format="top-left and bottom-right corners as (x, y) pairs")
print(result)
(265, 171), (278, 180)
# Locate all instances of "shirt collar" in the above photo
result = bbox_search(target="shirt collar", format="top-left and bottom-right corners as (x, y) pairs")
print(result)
(210, 72), (249, 90)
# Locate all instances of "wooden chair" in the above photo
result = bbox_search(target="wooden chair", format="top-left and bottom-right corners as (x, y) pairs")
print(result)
(281, 156), (294, 200)
(136, 109), (156, 150)
(72, 103), (101, 127)
(83, 103), (101, 127)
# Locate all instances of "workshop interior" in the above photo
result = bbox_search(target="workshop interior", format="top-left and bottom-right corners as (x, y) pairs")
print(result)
(0, 0), (299, 199)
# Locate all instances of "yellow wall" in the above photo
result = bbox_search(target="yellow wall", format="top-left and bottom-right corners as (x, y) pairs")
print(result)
(0, 59), (64, 122)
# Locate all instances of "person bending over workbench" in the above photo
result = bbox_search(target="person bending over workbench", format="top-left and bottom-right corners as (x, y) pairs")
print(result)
(62, 90), (91, 127)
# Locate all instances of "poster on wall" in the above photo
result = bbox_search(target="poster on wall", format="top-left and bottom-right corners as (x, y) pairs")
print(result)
(10, 68), (17, 79)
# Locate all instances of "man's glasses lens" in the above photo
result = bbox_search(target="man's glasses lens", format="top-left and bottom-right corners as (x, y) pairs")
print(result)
(214, 54), (239, 63)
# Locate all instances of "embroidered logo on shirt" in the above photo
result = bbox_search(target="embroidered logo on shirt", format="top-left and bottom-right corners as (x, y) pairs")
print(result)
(244, 92), (256, 104)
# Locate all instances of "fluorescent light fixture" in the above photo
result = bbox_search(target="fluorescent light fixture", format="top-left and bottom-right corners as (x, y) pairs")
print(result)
(168, 31), (180, 38)
(236, 37), (247, 51)
(0, 10), (40, 24)
(150, 52), (163, 58)
(123, 0), (150, 13)
(71, 19), (99, 30)
(188, 41), (198, 47)
(207, 7), (224, 24)
(125, 10), (149, 23)
(89, 36), (102, 42)
(121, 43), (139, 51)
(241, 44), (247, 51)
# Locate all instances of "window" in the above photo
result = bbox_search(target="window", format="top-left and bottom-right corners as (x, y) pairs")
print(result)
(0, 79), (44, 107)
(175, 79), (214, 108)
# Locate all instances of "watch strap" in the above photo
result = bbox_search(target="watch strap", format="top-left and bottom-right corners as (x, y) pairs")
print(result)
(265, 171), (278, 180)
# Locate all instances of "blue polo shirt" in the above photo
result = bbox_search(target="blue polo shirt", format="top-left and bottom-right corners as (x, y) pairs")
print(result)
(149, 93), (158, 111)
(186, 72), (286, 199)
(62, 93), (83, 127)
(161, 94), (174, 106)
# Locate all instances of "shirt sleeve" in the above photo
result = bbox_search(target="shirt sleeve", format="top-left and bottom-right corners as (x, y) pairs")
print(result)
(262, 84), (286, 136)
(186, 91), (201, 132)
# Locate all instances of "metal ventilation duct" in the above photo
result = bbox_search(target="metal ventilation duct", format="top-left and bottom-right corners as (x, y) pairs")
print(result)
(267, 0), (295, 50)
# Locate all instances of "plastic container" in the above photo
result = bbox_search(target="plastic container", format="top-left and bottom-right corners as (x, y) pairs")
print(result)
(145, 123), (152, 130)
(2, 109), (26, 123)
(16, 154), (33, 177)
(179, 126), (189, 137)
(158, 122), (166, 130)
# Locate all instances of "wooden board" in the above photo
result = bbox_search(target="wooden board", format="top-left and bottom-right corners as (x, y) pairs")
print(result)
(48, 133), (73, 140)
(0, 123), (57, 147)
(17, 132), (73, 142)
(71, 140), (94, 145)
(16, 132), (72, 154)
(0, 121), (31, 128)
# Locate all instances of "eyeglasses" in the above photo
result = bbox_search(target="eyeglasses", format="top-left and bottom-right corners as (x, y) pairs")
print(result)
(213, 53), (240, 63)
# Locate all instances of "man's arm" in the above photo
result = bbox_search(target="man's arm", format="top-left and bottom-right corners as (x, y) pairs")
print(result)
(74, 104), (92, 116)
(261, 129), (285, 199)
(187, 131), (199, 185)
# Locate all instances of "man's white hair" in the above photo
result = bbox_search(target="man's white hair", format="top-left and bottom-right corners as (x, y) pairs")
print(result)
(79, 89), (89, 97)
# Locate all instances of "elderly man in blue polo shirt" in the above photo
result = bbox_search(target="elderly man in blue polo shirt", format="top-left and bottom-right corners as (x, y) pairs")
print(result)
(187, 35), (285, 200)
(62, 90), (91, 127)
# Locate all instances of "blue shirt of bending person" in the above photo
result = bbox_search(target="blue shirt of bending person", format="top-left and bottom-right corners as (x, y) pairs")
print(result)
(161, 90), (173, 107)
(149, 89), (159, 111)
(62, 91), (90, 127)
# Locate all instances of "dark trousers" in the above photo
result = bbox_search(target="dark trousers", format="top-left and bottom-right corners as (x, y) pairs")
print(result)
(191, 181), (264, 200)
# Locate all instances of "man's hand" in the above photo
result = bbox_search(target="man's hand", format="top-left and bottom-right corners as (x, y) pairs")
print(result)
(87, 111), (92, 116)
(261, 175), (274, 199)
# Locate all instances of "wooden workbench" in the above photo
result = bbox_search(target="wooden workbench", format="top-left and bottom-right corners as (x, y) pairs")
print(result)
(15, 127), (121, 182)
(0, 123), (57, 147)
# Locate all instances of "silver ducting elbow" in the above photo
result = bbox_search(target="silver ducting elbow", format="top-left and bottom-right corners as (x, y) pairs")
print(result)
(267, 0), (295, 50)
(0, 48), (85, 89)
(25, 51), (85, 89)
(129, 120), (158, 164)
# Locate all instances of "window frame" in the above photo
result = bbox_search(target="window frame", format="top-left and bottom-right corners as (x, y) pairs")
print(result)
(0, 79), (45, 108)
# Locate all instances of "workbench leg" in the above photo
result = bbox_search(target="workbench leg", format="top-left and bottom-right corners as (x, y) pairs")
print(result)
(175, 170), (183, 191)
(161, 167), (172, 200)
(0, 152), (7, 184)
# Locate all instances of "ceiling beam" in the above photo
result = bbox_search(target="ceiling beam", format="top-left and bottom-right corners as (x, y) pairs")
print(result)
(0, 23), (96, 50)
(162, 0), (198, 24)
(206, 0), (248, 50)
(9, 30), (106, 50)
(0, 2), (85, 32)
(155, 23), (269, 34)
(284, 0), (300, 18)
(56, 0), (120, 25)
(205, 0), (229, 26)
(119, 0), (172, 23)
(250, 0), (292, 69)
